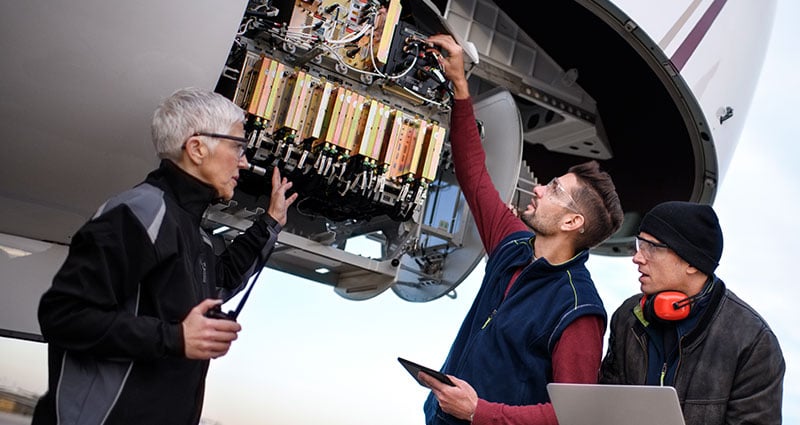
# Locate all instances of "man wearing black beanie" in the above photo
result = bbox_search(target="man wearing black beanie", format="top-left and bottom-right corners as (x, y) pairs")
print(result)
(599, 201), (785, 425)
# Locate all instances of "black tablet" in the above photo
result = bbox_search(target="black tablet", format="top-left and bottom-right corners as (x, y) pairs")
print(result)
(398, 357), (455, 386)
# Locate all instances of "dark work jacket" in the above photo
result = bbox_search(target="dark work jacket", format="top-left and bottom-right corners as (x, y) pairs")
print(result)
(33, 160), (281, 425)
(599, 279), (785, 425)
(425, 231), (606, 425)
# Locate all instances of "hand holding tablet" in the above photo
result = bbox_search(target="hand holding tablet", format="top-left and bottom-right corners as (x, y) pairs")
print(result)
(398, 357), (455, 387)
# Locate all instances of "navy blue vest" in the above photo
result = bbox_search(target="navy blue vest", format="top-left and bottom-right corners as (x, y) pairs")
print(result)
(424, 231), (606, 424)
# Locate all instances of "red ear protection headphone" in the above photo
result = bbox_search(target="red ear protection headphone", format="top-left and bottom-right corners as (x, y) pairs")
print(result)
(640, 291), (693, 323)
(640, 280), (716, 325)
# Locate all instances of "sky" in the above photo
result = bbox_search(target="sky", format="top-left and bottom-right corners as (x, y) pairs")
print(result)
(1, 0), (798, 424)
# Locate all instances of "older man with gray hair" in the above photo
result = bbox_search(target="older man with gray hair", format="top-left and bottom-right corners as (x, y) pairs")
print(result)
(33, 87), (297, 424)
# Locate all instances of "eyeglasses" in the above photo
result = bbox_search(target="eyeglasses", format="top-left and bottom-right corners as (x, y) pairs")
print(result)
(194, 132), (249, 158)
(634, 235), (669, 258)
(545, 177), (582, 214)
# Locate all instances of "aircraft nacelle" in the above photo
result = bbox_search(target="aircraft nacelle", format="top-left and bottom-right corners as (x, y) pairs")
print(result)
(0, 0), (775, 339)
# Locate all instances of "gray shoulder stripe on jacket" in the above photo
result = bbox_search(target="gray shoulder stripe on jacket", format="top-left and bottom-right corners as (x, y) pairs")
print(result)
(93, 184), (166, 244)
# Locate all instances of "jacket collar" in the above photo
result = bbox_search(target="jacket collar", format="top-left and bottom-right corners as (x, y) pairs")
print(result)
(680, 276), (726, 347)
(633, 276), (726, 347)
(147, 159), (219, 219)
(498, 231), (590, 271)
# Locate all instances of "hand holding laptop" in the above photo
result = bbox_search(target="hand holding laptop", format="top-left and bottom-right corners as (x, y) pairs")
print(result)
(547, 383), (686, 425)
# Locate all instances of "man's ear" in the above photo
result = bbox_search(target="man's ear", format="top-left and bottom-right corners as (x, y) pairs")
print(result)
(183, 136), (207, 165)
(562, 213), (585, 233)
(685, 264), (700, 276)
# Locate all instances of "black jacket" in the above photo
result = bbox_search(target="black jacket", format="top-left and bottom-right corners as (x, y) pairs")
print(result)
(33, 160), (280, 425)
(599, 279), (785, 425)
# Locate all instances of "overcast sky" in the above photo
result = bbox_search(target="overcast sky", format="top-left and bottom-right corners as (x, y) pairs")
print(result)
(1, 1), (797, 424)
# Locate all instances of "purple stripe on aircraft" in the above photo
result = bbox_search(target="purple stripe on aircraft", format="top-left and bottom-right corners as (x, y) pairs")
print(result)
(671, 0), (727, 71)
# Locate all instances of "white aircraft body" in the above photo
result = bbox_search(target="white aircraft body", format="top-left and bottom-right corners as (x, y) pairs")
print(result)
(0, 0), (776, 423)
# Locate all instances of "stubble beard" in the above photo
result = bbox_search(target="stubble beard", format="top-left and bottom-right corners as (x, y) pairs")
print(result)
(521, 209), (559, 237)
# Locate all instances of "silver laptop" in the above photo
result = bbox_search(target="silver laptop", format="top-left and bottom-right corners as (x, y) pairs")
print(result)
(547, 383), (686, 425)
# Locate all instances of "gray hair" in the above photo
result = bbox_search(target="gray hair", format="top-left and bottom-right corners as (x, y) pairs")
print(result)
(151, 87), (245, 160)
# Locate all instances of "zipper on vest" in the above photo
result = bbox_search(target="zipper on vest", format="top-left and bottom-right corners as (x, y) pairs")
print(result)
(659, 362), (667, 386)
(482, 309), (497, 329)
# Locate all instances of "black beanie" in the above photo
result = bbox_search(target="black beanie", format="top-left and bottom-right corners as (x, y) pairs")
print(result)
(639, 201), (723, 276)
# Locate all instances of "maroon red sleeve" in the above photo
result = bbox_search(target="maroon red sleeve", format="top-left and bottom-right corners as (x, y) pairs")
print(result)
(450, 98), (528, 254)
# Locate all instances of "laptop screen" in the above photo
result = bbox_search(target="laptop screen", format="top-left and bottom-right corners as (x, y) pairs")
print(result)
(547, 383), (686, 425)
